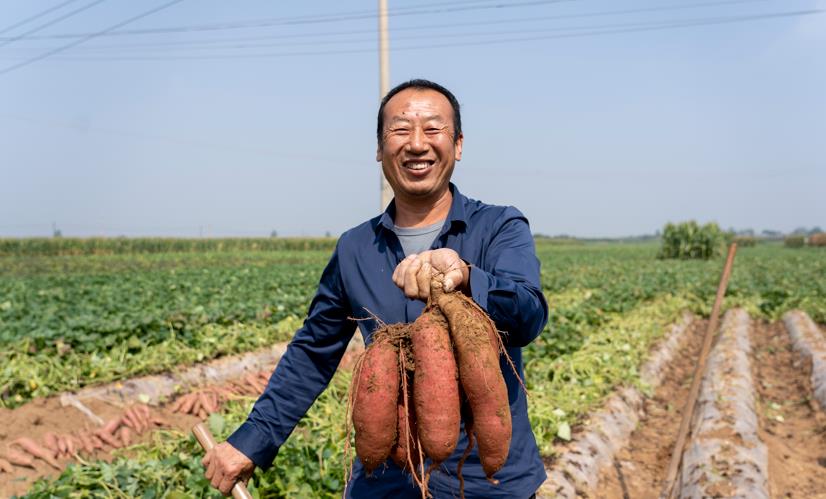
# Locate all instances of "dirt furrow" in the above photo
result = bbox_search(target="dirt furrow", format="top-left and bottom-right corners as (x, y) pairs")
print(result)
(783, 310), (826, 411)
(538, 313), (697, 498)
(752, 318), (826, 498)
(592, 318), (706, 499)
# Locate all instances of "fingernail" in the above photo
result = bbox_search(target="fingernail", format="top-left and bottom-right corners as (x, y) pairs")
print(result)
(444, 278), (453, 291)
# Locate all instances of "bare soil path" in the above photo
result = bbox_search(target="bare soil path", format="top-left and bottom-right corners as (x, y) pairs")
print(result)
(594, 319), (706, 499)
(751, 321), (826, 499)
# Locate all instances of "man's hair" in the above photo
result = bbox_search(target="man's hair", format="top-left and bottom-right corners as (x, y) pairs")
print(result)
(376, 79), (462, 145)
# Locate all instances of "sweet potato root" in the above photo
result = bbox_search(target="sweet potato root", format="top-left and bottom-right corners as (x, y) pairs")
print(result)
(411, 307), (460, 464)
(13, 437), (61, 470)
(352, 335), (400, 473)
(0, 457), (13, 473)
(436, 290), (511, 480)
(389, 377), (419, 471)
(5, 448), (35, 468)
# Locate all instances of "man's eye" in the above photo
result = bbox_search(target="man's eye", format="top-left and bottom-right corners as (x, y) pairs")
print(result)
(391, 128), (410, 135)
(425, 128), (441, 135)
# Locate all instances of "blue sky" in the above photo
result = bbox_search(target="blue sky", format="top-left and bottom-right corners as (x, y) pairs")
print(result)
(1, 0), (823, 238)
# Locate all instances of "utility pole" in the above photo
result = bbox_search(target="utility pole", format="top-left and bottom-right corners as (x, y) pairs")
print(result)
(378, 0), (393, 211)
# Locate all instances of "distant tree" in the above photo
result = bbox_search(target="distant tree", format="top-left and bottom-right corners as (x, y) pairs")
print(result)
(792, 227), (808, 235)
(324, 231), (331, 238)
(761, 230), (782, 239)
(658, 221), (724, 260)
(810, 226), (823, 235)
(270, 230), (278, 238)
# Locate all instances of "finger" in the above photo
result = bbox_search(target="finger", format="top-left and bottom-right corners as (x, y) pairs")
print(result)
(416, 261), (432, 301)
(403, 257), (423, 298)
(392, 254), (416, 288)
(205, 454), (217, 481)
(210, 465), (224, 490)
(218, 475), (237, 496)
(202, 450), (211, 468)
(443, 268), (463, 292)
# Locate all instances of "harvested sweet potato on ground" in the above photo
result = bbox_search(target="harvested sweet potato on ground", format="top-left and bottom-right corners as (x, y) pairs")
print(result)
(13, 437), (61, 470)
(5, 447), (35, 468)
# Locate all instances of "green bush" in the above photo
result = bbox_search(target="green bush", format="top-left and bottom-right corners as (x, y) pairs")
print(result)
(785, 235), (805, 248)
(733, 236), (758, 247)
(658, 221), (724, 260)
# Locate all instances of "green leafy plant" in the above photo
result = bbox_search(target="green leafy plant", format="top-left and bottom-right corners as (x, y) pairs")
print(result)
(658, 221), (724, 260)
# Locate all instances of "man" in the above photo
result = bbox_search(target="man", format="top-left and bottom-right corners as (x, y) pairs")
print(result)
(203, 79), (548, 498)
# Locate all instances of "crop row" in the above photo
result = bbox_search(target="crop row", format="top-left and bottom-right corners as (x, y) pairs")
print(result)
(1, 243), (824, 407)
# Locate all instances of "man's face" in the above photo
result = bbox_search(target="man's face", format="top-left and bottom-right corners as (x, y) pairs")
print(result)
(377, 88), (463, 201)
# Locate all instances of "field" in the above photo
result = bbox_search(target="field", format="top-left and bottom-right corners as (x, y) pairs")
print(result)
(1, 239), (824, 497)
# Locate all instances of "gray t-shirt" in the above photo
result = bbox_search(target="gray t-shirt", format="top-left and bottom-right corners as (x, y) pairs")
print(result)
(392, 220), (444, 256)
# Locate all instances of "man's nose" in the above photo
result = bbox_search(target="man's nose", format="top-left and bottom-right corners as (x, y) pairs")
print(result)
(406, 126), (429, 153)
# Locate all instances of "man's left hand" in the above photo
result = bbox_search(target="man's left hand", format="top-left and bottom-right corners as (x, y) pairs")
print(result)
(392, 248), (469, 301)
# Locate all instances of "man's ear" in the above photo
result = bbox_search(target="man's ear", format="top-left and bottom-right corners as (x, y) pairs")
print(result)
(376, 142), (382, 162)
(454, 133), (464, 161)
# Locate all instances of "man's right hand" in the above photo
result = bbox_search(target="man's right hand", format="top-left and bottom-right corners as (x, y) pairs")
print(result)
(202, 441), (256, 496)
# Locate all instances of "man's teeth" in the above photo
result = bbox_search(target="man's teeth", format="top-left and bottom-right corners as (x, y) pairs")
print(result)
(405, 162), (430, 170)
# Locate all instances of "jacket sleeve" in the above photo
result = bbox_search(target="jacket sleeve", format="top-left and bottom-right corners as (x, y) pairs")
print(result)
(227, 242), (355, 469)
(467, 208), (548, 347)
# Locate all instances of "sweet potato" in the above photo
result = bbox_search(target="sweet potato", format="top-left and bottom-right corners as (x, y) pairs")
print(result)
(5, 447), (34, 468)
(389, 379), (419, 471)
(123, 406), (141, 433)
(178, 393), (197, 414)
(90, 434), (105, 450)
(410, 307), (460, 464)
(436, 290), (511, 480)
(352, 335), (400, 473)
(78, 432), (95, 455)
(95, 429), (121, 448)
(0, 457), (13, 473)
(101, 417), (122, 435)
(119, 426), (132, 447)
(56, 435), (68, 457)
(13, 437), (61, 470)
(43, 432), (60, 458)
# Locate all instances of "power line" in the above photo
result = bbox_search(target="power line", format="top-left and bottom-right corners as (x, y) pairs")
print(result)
(5, 10), (797, 55)
(0, 0), (185, 77)
(0, 0), (84, 36)
(15, 9), (819, 62)
(0, 0), (573, 41)
(0, 0), (108, 49)
(1, 0), (776, 53)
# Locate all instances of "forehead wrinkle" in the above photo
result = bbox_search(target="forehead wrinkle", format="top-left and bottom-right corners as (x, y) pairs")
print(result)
(390, 112), (445, 123)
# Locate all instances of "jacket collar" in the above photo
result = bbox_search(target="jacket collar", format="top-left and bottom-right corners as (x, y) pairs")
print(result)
(377, 182), (467, 234)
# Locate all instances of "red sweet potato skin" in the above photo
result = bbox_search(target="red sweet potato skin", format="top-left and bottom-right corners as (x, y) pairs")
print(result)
(437, 292), (511, 479)
(411, 308), (461, 464)
(352, 339), (400, 473)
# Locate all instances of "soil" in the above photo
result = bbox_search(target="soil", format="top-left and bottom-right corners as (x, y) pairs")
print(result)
(0, 341), (364, 498)
(593, 319), (707, 499)
(751, 321), (826, 499)
(0, 396), (200, 497)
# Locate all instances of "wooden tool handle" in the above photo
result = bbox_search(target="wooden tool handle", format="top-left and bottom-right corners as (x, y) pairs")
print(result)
(192, 423), (254, 499)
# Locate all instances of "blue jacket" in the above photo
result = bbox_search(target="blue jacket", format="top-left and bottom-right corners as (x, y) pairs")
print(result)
(228, 184), (549, 498)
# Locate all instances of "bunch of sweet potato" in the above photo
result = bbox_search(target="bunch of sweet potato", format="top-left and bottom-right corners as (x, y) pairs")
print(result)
(350, 283), (512, 495)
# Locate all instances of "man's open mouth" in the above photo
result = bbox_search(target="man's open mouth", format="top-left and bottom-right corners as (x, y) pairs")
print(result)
(402, 160), (434, 171)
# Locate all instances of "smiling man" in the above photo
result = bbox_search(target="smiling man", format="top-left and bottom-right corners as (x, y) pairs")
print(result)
(203, 79), (549, 498)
